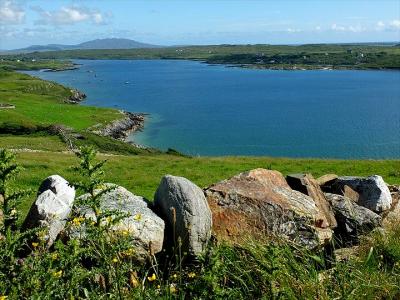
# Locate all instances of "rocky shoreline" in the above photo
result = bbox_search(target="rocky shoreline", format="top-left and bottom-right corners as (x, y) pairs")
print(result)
(62, 79), (147, 144)
(93, 111), (146, 141)
(67, 89), (87, 104)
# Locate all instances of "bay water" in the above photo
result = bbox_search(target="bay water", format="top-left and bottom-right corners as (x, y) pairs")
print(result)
(25, 59), (400, 158)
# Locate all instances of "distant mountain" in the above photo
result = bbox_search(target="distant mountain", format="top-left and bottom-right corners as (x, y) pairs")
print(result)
(77, 38), (158, 49)
(4, 38), (160, 53)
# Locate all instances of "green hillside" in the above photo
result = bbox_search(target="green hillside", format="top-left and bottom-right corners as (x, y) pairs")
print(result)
(2, 43), (400, 69)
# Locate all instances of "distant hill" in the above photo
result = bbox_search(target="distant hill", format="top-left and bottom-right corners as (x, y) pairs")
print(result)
(77, 38), (158, 49)
(3, 38), (160, 54)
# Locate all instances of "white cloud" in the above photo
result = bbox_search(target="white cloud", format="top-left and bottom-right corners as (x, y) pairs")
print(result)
(331, 23), (365, 33)
(375, 19), (400, 32)
(92, 12), (104, 24)
(286, 28), (301, 33)
(348, 25), (364, 33)
(0, 0), (25, 25)
(33, 5), (110, 26)
(390, 19), (400, 29)
(331, 23), (346, 31)
(377, 21), (385, 29)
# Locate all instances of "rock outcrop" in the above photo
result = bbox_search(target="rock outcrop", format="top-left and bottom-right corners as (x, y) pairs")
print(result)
(68, 89), (86, 104)
(95, 112), (145, 141)
(286, 173), (337, 228)
(74, 186), (165, 259)
(321, 176), (392, 213)
(23, 175), (75, 247)
(325, 193), (381, 245)
(154, 175), (212, 257)
(204, 169), (332, 248)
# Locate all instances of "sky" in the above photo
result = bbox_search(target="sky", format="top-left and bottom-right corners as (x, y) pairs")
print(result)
(1, 0), (399, 49)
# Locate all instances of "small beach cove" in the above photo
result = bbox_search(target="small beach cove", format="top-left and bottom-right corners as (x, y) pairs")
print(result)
(24, 59), (400, 159)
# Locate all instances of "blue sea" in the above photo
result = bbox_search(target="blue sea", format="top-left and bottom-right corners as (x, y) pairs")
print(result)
(25, 59), (400, 158)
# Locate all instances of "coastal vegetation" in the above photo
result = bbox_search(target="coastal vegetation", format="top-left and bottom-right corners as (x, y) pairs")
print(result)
(2, 43), (400, 70)
(0, 59), (75, 71)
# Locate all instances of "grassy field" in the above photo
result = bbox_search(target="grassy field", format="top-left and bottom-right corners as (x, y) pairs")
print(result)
(3, 43), (400, 69)
(0, 134), (67, 152)
(11, 150), (400, 220)
(0, 59), (75, 71)
(0, 70), (122, 132)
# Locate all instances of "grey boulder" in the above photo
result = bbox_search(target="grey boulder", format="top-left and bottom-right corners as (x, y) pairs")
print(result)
(23, 175), (75, 247)
(154, 175), (212, 257)
(74, 185), (165, 259)
(322, 175), (392, 213)
(325, 193), (382, 245)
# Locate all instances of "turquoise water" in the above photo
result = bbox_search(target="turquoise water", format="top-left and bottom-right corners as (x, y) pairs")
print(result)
(26, 59), (400, 158)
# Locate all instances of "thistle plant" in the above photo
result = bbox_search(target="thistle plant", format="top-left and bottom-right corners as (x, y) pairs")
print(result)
(72, 146), (117, 227)
(0, 149), (32, 295)
(70, 146), (134, 295)
(0, 149), (30, 234)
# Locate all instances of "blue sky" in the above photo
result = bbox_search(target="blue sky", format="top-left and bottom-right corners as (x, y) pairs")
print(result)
(1, 0), (399, 49)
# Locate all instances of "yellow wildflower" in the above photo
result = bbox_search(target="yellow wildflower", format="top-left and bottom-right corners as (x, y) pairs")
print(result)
(123, 248), (135, 257)
(31, 242), (39, 248)
(169, 283), (177, 294)
(112, 257), (118, 263)
(171, 273), (178, 280)
(147, 273), (157, 282)
(133, 213), (142, 221)
(72, 217), (84, 226)
(0, 296), (8, 300)
(38, 230), (47, 242)
(51, 253), (59, 260)
(122, 230), (129, 236)
(188, 272), (196, 279)
(53, 270), (63, 278)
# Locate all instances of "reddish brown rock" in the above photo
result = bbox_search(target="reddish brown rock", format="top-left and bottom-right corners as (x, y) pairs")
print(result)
(205, 169), (332, 248)
(286, 174), (337, 228)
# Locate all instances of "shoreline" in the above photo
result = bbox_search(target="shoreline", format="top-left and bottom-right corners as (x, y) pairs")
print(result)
(19, 65), (150, 149)
(36, 64), (149, 146)
(92, 111), (147, 142)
